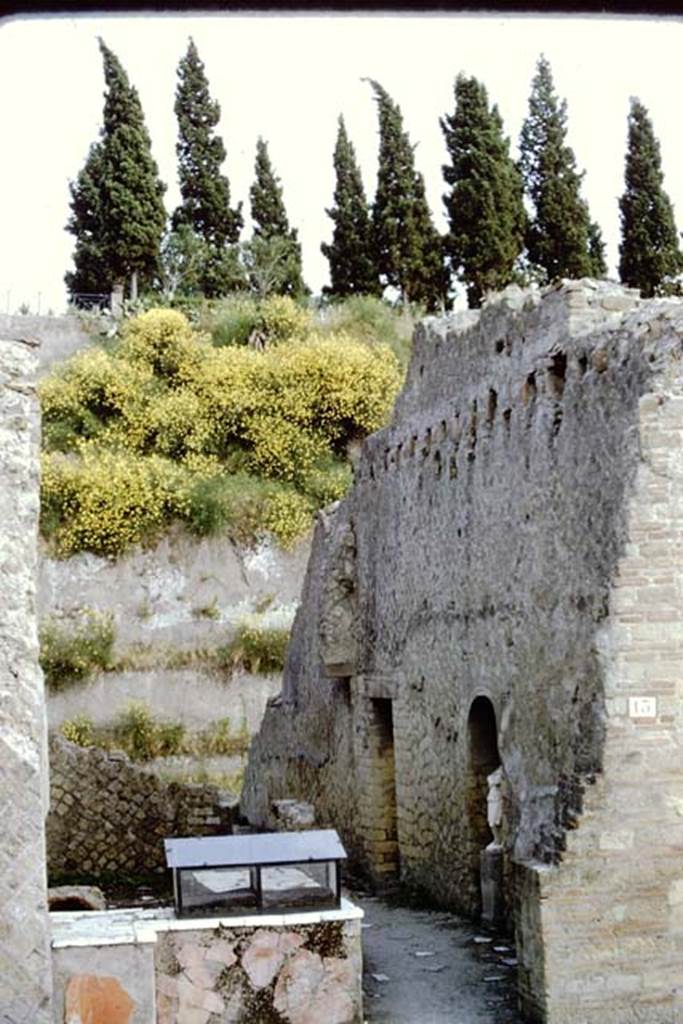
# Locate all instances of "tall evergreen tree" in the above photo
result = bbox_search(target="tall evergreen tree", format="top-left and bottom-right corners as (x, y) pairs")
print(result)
(321, 115), (379, 298)
(66, 40), (167, 303)
(65, 141), (110, 303)
(588, 220), (608, 278)
(519, 55), (601, 283)
(441, 74), (526, 308)
(248, 138), (306, 296)
(97, 39), (167, 298)
(172, 38), (243, 296)
(366, 79), (449, 311)
(619, 97), (683, 297)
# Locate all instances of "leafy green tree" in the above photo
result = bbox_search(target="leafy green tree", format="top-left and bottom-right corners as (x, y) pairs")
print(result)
(441, 74), (526, 307)
(249, 138), (307, 297)
(172, 38), (243, 296)
(321, 115), (379, 297)
(619, 97), (683, 297)
(519, 55), (601, 282)
(65, 142), (110, 304)
(366, 79), (448, 311)
(96, 38), (167, 299)
(241, 236), (303, 301)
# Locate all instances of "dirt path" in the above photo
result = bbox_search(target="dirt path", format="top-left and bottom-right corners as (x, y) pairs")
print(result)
(353, 893), (523, 1024)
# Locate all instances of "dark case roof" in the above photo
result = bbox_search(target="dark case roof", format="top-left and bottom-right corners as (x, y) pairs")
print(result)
(164, 829), (347, 869)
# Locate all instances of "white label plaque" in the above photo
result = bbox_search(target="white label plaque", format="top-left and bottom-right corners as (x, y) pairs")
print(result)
(628, 697), (657, 719)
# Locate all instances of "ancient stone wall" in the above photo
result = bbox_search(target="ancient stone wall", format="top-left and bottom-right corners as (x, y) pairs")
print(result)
(0, 314), (91, 375)
(47, 736), (236, 878)
(0, 335), (52, 1022)
(242, 281), (683, 1023)
(50, 903), (364, 1024)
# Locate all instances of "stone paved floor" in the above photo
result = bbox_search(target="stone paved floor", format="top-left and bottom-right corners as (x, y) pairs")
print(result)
(355, 894), (523, 1024)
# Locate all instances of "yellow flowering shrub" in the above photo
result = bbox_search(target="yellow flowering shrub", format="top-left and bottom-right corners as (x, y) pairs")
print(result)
(118, 308), (209, 382)
(144, 388), (215, 459)
(39, 348), (155, 451)
(40, 304), (403, 557)
(263, 489), (315, 548)
(245, 414), (328, 483)
(259, 294), (312, 343)
(41, 448), (191, 557)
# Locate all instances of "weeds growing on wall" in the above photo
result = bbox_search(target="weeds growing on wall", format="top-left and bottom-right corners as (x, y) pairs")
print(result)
(218, 618), (290, 674)
(39, 610), (115, 691)
(39, 298), (405, 557)
(59, 700), (251, 762)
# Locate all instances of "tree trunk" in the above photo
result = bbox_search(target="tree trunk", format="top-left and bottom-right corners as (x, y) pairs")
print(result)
(130, 270), (138, 302)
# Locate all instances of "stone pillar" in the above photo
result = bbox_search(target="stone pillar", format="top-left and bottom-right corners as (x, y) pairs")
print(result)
(480, 845), (505, 925)
(0, 335), (52, 1021)
(110, 282), (124, 319)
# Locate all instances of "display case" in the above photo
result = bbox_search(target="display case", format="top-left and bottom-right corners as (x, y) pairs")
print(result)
(164, 829), (347, 918)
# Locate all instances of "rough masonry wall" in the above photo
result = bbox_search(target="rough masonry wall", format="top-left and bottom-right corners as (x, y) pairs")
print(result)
(153, 917), (363, 1023)
(243, 281), (683, 1023)
(0, 336), (52, 1022)
(47, 736), (235, 879)
(50, 908), (363, 1024)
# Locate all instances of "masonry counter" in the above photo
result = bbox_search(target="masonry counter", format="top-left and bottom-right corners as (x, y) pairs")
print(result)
(164, 828), (347, 917)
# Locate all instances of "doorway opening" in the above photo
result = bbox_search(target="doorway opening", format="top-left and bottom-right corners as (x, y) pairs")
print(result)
(466, 696), (502, 917)
(366, 697), (399, 882)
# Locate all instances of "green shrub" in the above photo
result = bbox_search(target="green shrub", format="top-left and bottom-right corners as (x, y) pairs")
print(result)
(219, 618), (291, 674)
(196, 716), (250, 757)
(200, 293), (311, 348)
(301, 458), (352, 506)
(39, 610), (115, 691)
(60, 700), (248, 764)
(319, 294), (417, 368)
(200, 294), (261, 347)
(111, 701), (186, 761)
(61, 714), (95, 747)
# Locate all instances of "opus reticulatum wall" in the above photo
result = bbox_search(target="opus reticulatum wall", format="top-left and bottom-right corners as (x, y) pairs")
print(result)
(243, 280), (683, 1023)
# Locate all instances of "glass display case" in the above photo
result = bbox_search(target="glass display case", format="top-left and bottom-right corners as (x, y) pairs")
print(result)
(164, 829), (347, 918)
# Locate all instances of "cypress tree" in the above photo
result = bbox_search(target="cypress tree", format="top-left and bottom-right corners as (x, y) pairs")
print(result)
(65, 42), (167, 303)
(519, 55), (601, 283)
(248, 138), (306, 297)
(367, 79), (448, 311)
(441, 74), (526, 308)
(96, 39), (167, 299)
(321, 115), (380, 298)
(619, 97), (683, 297)
(173, 38), (243, 296)
(588, 221), (608, 278)
(65, 141), (110, 304)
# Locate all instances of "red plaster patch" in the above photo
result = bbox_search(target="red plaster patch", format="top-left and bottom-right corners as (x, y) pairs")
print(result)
(64, 974), (135, 1024)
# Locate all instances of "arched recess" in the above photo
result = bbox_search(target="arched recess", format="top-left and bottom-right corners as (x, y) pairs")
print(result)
(465, 696), (501, 914)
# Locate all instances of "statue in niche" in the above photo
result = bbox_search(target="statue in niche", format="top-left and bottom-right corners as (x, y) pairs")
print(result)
(486, 766), (504, 849)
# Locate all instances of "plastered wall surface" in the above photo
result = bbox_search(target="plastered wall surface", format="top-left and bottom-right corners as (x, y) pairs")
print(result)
(0, 314), (92, 374)
(40, 533), (307, 734)
(243, 281), (683, 1023)
(0, 335), (52, 1022)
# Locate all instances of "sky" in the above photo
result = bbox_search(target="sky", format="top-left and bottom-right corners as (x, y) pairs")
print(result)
(0, 10), (682, 314)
